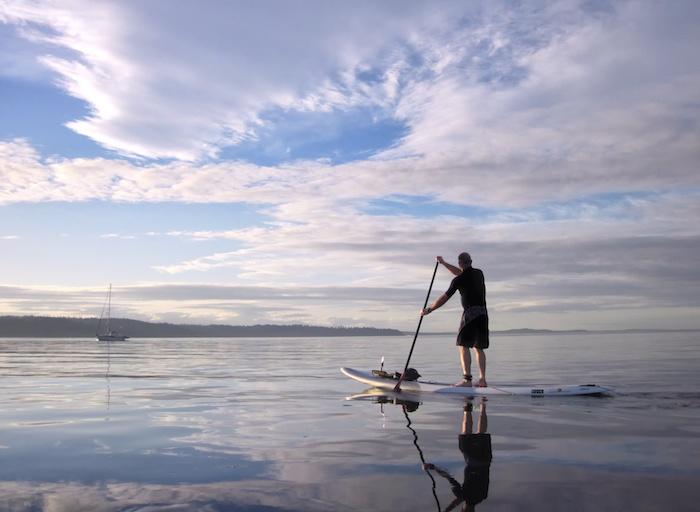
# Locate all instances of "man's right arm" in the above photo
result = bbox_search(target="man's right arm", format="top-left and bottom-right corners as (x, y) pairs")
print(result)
(422, 276), (458, 316)
(423, 463), (460, 487)
(437, 256), (461, 276)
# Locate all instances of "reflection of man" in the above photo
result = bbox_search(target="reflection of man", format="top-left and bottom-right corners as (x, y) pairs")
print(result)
(424, 400), (492, 511)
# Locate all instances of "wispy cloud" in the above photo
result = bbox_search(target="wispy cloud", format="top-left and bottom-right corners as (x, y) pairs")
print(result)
(0, 283), (427, 327)
(6, 1), (695, 168)
(0, 1), (466, 160)
(2, 188), (698, 330)
(0, 2), (697, 203)
(99, 233), (135, 240)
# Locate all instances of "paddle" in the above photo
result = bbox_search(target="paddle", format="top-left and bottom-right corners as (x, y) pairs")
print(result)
(400, 403), (441, 511)
(394, 260), (439, 392)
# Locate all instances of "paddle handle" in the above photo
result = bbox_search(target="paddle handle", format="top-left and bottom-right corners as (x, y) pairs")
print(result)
(394, 260), (440, 392)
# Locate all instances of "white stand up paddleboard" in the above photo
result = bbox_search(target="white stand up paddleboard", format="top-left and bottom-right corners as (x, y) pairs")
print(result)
(341, 367), (611, 397)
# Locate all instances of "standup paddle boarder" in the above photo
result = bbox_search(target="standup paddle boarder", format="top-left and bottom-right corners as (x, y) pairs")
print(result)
(421, 253), (489, 387)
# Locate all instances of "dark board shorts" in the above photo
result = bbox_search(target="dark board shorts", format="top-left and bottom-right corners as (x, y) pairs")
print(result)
(458, 433), (492, 505)
(457, 312), (489, 349)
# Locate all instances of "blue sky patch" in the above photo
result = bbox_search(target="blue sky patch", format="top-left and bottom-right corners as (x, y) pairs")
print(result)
(0, 201), (268, 284)
(0, 201), (267, 237)
(0, 76), (109, 159)
(219, 106), (408, 166)
(364, 195), (496, 219)
(363, 192), (662, 222)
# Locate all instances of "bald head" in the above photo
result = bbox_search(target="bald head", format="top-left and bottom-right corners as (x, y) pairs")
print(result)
(458, 252), (472, 269)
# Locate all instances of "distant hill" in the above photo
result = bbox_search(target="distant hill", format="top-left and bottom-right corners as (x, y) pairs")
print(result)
(1, 316), (696, 338)
(0, 316), (403, 338)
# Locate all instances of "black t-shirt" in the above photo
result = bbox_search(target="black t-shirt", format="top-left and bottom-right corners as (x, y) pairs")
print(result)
(445, 267), (487, 311)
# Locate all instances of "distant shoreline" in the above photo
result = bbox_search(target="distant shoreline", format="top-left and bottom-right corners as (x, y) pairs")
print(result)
(0, 316), (698, 338)
(0, 315), (402, 338)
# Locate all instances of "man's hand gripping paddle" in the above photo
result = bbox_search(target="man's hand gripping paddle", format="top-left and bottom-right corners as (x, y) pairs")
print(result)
(394, 260), (439, 392)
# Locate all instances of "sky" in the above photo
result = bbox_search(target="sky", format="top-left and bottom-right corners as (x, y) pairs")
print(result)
(0, 0), (699, 331)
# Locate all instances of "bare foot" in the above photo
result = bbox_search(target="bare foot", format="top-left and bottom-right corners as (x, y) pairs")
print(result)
(454, 379), (472, 387)
(476, 378), (487, 387)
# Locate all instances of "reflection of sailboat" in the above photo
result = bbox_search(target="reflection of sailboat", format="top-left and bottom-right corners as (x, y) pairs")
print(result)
(104, 333), (111, 414)
(96, 284), (129, 341)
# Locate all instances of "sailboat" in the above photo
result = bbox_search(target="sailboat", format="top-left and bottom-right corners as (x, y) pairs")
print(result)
(96, 284), (130, 341)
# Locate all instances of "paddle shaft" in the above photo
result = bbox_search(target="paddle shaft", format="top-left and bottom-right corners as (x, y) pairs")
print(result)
(394, 260), (439, 392)
(401, 404), (441, 511)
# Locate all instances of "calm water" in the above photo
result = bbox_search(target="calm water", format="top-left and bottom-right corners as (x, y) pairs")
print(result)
(0, 332), (699, 511)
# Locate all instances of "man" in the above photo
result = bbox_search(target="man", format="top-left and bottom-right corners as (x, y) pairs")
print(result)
(421, 253), (489, 387)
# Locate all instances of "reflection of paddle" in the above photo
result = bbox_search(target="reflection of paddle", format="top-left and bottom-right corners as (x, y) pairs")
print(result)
(400, 404), (442, 511)
(394, 261), (439, 392)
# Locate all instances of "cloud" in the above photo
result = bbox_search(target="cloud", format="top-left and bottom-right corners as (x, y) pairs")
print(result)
(99, 233), (135, 239)
(1, 1), (698, 199)
(1, 192), (699, 330)
(6, 0), (697, 170)
(1, 2), (699, 329)
(384, 1), (700, 205)
(0, 134), (698, 329)
(0, 0), (468, 160)
(0, 283), (427, 327)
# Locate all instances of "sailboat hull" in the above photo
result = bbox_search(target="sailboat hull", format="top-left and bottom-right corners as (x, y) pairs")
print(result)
(97, 335), (129, 341)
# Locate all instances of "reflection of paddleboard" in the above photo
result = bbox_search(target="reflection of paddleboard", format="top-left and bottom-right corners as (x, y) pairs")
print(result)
(346, 389), (422, 402)
(346, 390), (422, 412)
(341, 367), (612, 396)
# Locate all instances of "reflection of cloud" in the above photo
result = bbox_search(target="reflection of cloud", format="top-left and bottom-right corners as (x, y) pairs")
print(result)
(0, 475), (440, 512)
(1, 461), (697, 512)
